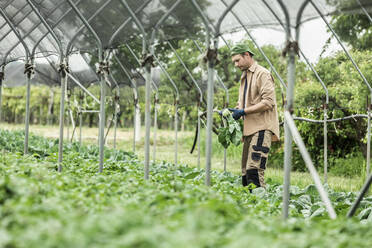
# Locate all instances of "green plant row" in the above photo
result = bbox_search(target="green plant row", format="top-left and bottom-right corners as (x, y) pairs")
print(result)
(1, 129), (372, 247)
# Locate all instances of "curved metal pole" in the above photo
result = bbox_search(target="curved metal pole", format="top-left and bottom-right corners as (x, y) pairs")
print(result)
(26, 0), (64, 61)
(119, 0), (151, 179)
(107, 0), (152, 50)
(26, 1), (69, 169)
(150, 0), (183, 46)
(0, 8), (30, 63)
(0, 1), (39, 43)
(66, 0), (112, 55)
(0, 7), (32, 155)
(66, 0), (106, 173)
(309, 0), (372, 176)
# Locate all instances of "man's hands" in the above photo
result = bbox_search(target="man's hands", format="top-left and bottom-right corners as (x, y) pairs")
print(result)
(228, 108), (245, 120)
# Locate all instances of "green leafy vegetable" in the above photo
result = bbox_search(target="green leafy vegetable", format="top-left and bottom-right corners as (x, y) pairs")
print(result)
(217, 110), (243, 148)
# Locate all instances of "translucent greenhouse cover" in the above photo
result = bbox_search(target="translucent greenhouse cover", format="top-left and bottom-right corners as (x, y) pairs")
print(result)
(0, 0), (370, 88)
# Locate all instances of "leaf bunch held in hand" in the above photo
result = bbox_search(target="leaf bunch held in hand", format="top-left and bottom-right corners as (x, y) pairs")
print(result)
(218, 109), (243, 149)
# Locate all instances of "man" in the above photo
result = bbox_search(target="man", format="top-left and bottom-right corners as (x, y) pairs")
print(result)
(229, 43), (280, 189)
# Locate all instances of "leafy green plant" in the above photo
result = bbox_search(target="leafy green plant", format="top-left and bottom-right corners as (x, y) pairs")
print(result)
(217, 109), (242, 149)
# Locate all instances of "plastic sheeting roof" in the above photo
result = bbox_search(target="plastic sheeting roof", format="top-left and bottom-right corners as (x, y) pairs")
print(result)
(0, 0), (370, 88)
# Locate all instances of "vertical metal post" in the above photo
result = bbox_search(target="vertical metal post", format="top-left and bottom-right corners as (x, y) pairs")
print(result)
(174, 102), (178, 166)
(98, 69), (106, 172)
(66, 85), (70, 141)
(113, 88), (119, 150)
(324, 104), (328, 181)
(144, 61), (151, 179)
(276, 0), (293, 220)
(283, 52), (294, 219)
(119, 0), (150, 179)
(66, 0), (106, 173)
(24, 64), (32, 155)
(58, 73), (67, 172)
(79, 92), (83, 147)
(367, 106), (371, 175)
(0, 71), (3, 123)
(133, 86), (139, 153)
(197, 104), (201, 169)
(153, 95), (158, 161)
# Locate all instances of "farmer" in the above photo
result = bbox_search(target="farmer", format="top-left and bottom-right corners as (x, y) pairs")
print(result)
(229, 43), (280, 189)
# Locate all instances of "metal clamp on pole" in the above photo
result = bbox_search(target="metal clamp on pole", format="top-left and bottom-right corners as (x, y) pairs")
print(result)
(97, 61), (110, 75)
(58, 62), (70, 78)
(0, 71), (4, 83)
(140, 54), (155, 67)
(24, 63), (35, 79)
(282, 41), (299, 57)
(203, 48), (219, 65)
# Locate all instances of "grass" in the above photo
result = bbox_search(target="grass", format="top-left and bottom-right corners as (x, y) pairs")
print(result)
(0, 123), (366, 192)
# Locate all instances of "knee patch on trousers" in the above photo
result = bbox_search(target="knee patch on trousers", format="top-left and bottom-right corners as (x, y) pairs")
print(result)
(246, 169), (261, 188)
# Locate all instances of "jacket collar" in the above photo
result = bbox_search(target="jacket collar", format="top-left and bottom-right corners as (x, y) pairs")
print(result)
(240, 62), (257, 80)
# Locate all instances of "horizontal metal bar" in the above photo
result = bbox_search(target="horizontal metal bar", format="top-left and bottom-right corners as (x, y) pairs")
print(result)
(80, 110), (100, 113)
(66, 72), (100, 104)
(293, 114), (368, 123)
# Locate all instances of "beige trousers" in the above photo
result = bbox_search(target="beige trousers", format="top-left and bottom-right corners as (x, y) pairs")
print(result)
(241, 130), (272, 188)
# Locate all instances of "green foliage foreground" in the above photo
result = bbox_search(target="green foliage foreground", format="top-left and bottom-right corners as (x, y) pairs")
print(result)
(1, 129), (372, 247)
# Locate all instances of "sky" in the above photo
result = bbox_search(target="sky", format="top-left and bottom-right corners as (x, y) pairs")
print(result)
(223, 17), (343, 64)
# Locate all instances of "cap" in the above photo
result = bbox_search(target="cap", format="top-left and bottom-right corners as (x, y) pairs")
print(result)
(230, 43), (255, 56)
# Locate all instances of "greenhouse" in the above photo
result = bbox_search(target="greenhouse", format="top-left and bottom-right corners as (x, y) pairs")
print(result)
(0, 0), (372, 246)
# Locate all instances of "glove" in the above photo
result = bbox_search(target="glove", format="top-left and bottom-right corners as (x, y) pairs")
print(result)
(228, 108), (245, 120)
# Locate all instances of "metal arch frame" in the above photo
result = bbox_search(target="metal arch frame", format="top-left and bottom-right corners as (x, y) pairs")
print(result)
(149, 0), (182, 166)
(0, 0), (80, 159)
(0, 0), (31, 123)
(0, 0), (39, 44)
(308, 0), (372, 175)
(275, 0), (336, 220)
(107, 0), (152, 51)
(189, 0), (239, 185)
(190, 37), (230, 170)
(298, 0), (372, 219)
(112, 53), (140, 153)
(118, 0), (152, 180)
(0, 7), (33, 156)
(105, 1), (152, 152)
(65, 0), (107, 173)
(66, 0), (114, 56)
(261, 0), (330, 182)
(125, 43), (161, 163)
(190, 0), (213, 184)
(64, 0), (114, 149)
(26, 0), (69, 173)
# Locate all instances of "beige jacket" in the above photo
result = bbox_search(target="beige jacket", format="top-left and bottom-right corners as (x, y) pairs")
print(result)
(237, 62), (280, 142)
